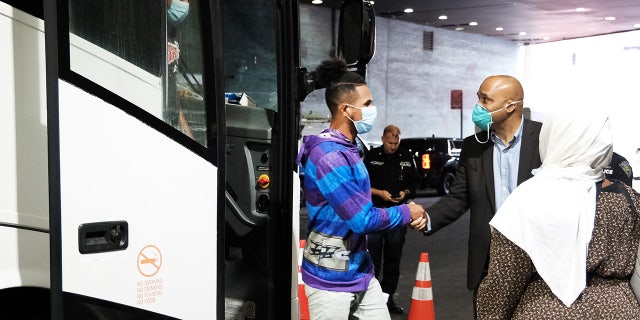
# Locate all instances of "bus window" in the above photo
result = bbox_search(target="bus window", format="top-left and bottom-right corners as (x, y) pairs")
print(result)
(222, 0), (277, 111)
(166, 0), (206, 145)
(67, 0), (207, 146)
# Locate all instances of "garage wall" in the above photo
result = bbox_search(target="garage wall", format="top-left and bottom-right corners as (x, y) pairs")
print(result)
(518, 31), (640, 191)
(299, 4), (519, 143)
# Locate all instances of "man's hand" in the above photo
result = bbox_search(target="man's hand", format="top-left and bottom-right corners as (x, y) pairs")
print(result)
(407, 201), (427, 231)
(378, 189), (401, 203)
(395, 190), (408, 201)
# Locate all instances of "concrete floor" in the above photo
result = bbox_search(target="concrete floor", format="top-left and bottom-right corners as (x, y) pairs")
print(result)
(391, 193), (473, 320)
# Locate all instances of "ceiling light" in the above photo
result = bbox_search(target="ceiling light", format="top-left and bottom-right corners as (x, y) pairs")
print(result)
(543, 37), (550, 40)
(604, 16), (616, 21)
(455, 27), (465, 31)
(469, 21), (478, 26)
(439, 15), (448, 20)
(496, 27), (503, 31)
(311, 0), (322, 4)
(519, 31), (527, 36)
(576, 7), (586, 12)
(404, 8), (414, 13)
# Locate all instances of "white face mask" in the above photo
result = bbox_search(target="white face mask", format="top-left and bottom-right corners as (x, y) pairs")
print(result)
(345, 104), (378, 134)
(168, 0), (189, 23)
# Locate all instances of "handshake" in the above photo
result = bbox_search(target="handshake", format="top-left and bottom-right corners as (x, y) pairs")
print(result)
(407, 201), (428, 231)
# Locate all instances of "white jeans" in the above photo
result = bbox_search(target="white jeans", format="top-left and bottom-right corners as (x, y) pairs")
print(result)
(305, 277), (391, 320)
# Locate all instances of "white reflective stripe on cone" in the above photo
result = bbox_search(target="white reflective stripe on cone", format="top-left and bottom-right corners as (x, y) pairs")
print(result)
(298, 240), (306, 266)
(412, 286), (434, 301)
(415, 263), (432, 281)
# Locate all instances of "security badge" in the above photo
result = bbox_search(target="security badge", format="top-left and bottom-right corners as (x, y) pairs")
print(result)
(400, 161), (412, 168)
(618, 160), (633, 178)
(604, 160), (632, 178)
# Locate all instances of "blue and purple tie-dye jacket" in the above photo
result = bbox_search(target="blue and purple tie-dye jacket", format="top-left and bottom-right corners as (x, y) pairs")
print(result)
(296, 128), (412, 292)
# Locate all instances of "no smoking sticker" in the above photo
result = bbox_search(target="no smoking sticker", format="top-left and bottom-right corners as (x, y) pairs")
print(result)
(137, 245), (162, 277)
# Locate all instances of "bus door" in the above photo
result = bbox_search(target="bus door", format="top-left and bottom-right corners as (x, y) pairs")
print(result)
(217, 0), (376, 318)
(47, 0), (223, 318)
(218, 0), (301, 318)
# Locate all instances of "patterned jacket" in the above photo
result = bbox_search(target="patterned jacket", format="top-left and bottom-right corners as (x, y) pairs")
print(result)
(296, 128), (411, 292)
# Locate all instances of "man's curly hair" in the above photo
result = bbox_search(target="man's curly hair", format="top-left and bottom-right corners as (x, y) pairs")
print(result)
(313, 58), (367, 115)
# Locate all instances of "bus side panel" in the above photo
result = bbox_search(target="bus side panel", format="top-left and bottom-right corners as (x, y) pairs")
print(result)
(0, 1), (50, 296)
(58, 81), (217, 319)
(0, 228), (49, 289)
(0, 3), (48, 230)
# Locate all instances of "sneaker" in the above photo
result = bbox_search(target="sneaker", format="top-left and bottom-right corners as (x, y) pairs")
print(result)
(387, 299), (404, 315)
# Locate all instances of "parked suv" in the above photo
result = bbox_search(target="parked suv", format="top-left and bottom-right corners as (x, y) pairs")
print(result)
(399, 137), (463, 195)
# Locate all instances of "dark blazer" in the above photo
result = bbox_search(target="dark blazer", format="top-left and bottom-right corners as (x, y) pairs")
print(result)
(425, 118), (542, 290)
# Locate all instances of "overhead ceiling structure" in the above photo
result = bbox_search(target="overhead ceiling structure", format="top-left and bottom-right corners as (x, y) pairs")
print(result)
(302, 0), (640, 45)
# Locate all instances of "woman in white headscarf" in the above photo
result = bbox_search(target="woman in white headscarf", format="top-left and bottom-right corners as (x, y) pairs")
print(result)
(477, 108), (640, 319)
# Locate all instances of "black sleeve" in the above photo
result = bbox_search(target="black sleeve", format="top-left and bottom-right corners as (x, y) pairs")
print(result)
(424, 137), (472, 235)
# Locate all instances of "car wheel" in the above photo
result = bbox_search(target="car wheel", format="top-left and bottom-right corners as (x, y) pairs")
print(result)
(437, 172), (455, 195)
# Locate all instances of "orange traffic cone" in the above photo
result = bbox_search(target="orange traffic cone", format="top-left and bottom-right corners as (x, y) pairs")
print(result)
(408, 252), (435, 320)
(298, 240), (310, 320)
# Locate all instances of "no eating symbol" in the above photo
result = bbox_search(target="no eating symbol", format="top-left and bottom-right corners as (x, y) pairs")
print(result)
(137, 245), (163, 277)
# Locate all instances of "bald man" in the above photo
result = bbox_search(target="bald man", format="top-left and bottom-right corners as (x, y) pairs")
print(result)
(422, 75), (542, 318)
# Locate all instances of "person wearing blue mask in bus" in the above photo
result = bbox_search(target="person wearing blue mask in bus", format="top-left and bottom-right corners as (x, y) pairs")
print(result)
(167, 0), (189, 75)
(168, 0), (189, 24)
(297, 58), (427, 320)
(420, 75), (542, 319)
(166, 0), (194, 138)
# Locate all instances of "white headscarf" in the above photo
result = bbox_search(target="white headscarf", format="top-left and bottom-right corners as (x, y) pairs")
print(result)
(489, 107), (613, 307)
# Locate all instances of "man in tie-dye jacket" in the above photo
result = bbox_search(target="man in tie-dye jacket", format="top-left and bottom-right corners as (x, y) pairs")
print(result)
(296, 58), (427, 320)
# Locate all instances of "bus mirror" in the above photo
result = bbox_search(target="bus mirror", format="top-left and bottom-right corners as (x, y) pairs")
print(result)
(337, 0), (376, 78)
(298, 0), (375, 101)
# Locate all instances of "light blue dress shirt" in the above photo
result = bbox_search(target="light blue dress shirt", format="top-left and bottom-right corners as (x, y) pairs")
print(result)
(492, 117), (524, 210)
(425, 117), (525, 232)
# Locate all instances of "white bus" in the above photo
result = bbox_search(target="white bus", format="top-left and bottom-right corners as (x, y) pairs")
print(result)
(1, 0), (374, 318)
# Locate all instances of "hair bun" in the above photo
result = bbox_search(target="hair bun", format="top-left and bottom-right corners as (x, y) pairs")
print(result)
(313, 58), (348, 89)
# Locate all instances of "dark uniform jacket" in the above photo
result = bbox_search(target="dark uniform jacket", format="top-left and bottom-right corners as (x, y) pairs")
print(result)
(364, 146), (420, 208)
(426, 118), (542, 290)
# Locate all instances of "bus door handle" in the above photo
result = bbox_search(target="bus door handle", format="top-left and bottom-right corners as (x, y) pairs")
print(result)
(78, 221), (129, 254)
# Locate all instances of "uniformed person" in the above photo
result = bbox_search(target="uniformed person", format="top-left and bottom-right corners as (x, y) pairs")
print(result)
(364, 124), (421, 315)
(603, 151), (634, 186)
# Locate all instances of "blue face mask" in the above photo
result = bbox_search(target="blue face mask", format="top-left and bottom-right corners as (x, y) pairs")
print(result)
(471, 101), (522, 143)
(168, 0), (189, 23)
(346, 105), (378, 134)
(471, 103), (494, 132)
